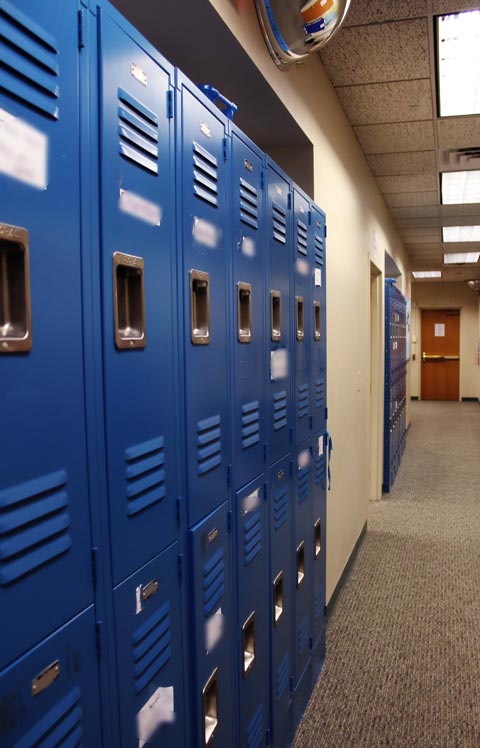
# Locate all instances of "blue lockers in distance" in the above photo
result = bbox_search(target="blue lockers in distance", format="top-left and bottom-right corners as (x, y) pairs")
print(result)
(383, 279), (407, 493)
(0, 1), (328, 747)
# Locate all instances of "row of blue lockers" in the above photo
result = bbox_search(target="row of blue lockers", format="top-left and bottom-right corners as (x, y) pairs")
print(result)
(0, 0), (328, 747)
(383, 280), (407, 493)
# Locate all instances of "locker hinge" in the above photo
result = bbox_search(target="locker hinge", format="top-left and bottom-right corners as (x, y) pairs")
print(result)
(264, 482), (268, 501)
(177, 554), (183, 581)
(227, 464), (232, 488)
(90, 547), (99, 589)
(261, 170), (266, 190)
(289, 427), (293, 444)
(167, 89), (174, 119)
(227, 510), (233, 534)
(289, 675), (294, 696)
(309, 636), (313, 652)
(176, 497), (182, 529)
(325, 406), (329, 422)
(95, 621), (102, 658)
(310, 415), (313, 431)
(263, 443), (267, 463)
(78, 9), (85, 49)
(325, 224), (327, 238)
(308, 210), (312, 225)
(223, 136), (228, 162)
(266, 728), (272, 746)
(287, 192), (292, 210)
(289, 461), (293, 477)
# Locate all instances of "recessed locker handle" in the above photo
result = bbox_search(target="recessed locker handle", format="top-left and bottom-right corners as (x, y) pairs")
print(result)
(313, 301), (321, 341)
(296, 541), (305, 587)
(314, 518), (321, 559)
(113, 251), (146, 350)
(237, 281), (252, 343)
(273, 571), (284, 626)
(202, 668), (219, 746)
(190, 269), (210, 345)
(242, 611), (256, 677)
(0, 223), (32, 353)
(271, 290), (281, 342)
(296, 296), (305, 341)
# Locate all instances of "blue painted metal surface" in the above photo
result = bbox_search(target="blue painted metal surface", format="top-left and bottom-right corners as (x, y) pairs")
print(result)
(383, 279), (407, 493)
(310, 205), (327, 434)
(311, 431), (327, 683)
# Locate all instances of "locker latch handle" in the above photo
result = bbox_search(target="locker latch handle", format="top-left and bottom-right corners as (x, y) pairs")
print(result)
(314, 518), (321, 559)
(273, 571), (284, 626)
(113, 251), (146, 349)
(0, 223), (32, 353)
(296, 296), (305, 341)
(190, 269), (210, 345)
(313, 301), (321, 341)
(296, 541), (305, 587)
(237, 281), (252, 343)
(202, 668), (219, 746)
(271, 290), (281, 342)
(242, 611), (256, 677)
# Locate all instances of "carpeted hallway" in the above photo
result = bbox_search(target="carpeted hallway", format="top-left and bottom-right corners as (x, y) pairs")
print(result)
(294, 401), (480, 748)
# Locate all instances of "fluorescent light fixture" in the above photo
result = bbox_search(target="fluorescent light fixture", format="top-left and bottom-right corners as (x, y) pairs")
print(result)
(438, 11), (480, 116)
(442, 225), (480, 242)
(444, 251), (480, 264)
(412, 271), (442, 279)
(441, 171), (480, 204)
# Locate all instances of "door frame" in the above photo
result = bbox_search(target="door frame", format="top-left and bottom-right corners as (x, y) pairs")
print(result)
(419, 306), (462, 401)
(369, 263), (383, 500)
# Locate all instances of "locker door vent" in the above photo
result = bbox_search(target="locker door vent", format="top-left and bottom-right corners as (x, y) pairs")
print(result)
(246, 703), (263, 748)
(239, 178), (258, 230)
(0, 470), (71, 586)
(296, 219), (308, 256)
(197, 415), (222, 476)
(298, 613), (309, 655)
(315, 453), (326, 486)
(118, 87), (159, 175)
(273, 391), (287, 432)
(203, 547), (225, 617)
(132, 601), (172, 695)
(243, 510), (262, 566)
(125, 436), (166, 517)
(315, 376), (325, 410)
(273, 486), (288, 531)
(297, 384), (309, 420)
(314, 234), (324, 266)
(0, 2), (59, 119)
(193, 141), (218, 207)
(241, 400), (260, 450)
(272, 204), (287, 244)
(315, 584), (324, 622)
(276, 652), (289, 703)
(15, 687), (82, 748)
(296, 465), (309, 506)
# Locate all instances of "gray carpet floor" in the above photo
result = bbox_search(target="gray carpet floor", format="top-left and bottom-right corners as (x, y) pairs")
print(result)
(293, 401), (480, 748)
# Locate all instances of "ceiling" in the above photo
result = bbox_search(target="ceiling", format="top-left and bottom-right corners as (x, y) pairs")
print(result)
(319, 0), (480, 282)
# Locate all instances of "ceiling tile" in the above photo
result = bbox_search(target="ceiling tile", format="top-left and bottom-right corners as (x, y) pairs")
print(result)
(344, 0), (427, 26)
(440, 204), (480, 218)
(377, 174), (438, 192)
(320, 19), (429, 87)
(354, 121), (435, 153)
(432, 0), (480, 14)
(367, 151), (436, 176)
(436, 116), (480, 149)
(399, 228), (442, 242)
(395, 217), (440, 229)
(385, 191), (438, 207)
(390, 205), (440, 218)
(336, 80), (433, 125)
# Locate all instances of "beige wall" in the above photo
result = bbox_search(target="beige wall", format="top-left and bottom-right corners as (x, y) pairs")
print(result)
(208, 0), (411, 601)
(411, 282), (480, 399)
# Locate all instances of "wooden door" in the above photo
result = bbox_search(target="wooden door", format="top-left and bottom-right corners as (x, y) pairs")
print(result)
(421, 309), (460, 400)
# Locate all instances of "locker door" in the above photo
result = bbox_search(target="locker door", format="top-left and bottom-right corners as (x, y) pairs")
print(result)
(236, 477), (268, 748)
(312, 432), (327, 681)
(311, 206), (327, 434)
(231, 129), (265, 491)
(178, 77), (230, 527)
(268, 457), (293, 748)
(265, 162), (292, 467)
(189, 502), (234, 748)
(97, 11), (178, 584)
(292, 188), (312, 447)
(0, 0), (94, 671)
(0, 607), (101, 747)
(113, 543), (186, 748)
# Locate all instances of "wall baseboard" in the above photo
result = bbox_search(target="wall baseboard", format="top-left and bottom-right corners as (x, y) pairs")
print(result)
(461, 397), (478, 402)
(411, 396), (419, 400)
(326, 521), (367, 624)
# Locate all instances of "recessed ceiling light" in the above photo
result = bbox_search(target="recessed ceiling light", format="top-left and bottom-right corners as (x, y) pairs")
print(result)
(444, 251), (480, 263)
(438, 11), (480, 116)
(412, 271), (442, 279)
(441, 171), (480, 204)
(443, 225), (480, 242)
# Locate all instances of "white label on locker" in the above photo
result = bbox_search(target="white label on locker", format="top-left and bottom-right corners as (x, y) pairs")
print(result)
(131, 62), (148, 87)
(241, 236), (256, 257)
(318, 436), (324, 456)
(193, 217), (220, 248)
(205, 608), (224, 652)
(298, 449), (311, 470)
(296, 259), (309, 276)
(243, 489), (261, 514)
(270, 349), (289, 381)
(135, 585), (143, 615)
(315, 269), (322, 287)
(275, 186), (283, 196)
(137, 686), (175, 747)
(119, 189), (162, 226)
(200, 122), (212, 138)
(0, 108), (47, 190)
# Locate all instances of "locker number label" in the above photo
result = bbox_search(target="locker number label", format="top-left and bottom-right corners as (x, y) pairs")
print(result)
(0, 108), (47, 190)
(131, 62), (147, 87)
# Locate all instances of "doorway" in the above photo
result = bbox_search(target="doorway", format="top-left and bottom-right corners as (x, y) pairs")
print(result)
(420, 309), (460, 400)
(369, 264), (383, 500)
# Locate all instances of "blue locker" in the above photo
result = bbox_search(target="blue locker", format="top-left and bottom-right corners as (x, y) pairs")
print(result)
(0, 0), (94, 671)
(177, 73), (231, 527)
(189, 502), (235, 748)
(268, 456), (293, 748)
(230, 127), (266, 490)
(235, 476), (269, 748)
(311, 205), (327, 434)
(112, 542), (187, 748)
(94, 5), (178, 584)
(292, 186), (312, 446)
(312, 432), (327, 683)
(265, 161), (292, 467)
(0, 607), (101, 747)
